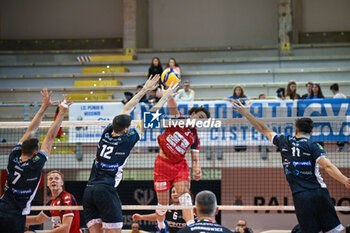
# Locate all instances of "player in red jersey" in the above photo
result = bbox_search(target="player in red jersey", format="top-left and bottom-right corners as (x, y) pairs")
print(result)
(153, 94), (210, 229)
(26, 170), (81, 233)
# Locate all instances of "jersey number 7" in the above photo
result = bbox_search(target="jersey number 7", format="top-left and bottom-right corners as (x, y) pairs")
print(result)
(12, 171), (21, 184)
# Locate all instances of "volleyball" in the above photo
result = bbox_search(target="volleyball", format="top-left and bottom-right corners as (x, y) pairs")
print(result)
(161, 68), (181, 87)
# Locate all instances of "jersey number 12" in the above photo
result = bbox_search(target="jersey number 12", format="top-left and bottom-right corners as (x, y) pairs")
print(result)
(100, 145), (113, 159)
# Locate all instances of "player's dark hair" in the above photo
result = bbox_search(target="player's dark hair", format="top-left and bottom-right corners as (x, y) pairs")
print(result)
(330, 83), (339, 91)
(195, 190), (217, 217)
(188, 106), (210, 118)
(295, 118), (314, 134)
(113, 114), (132, 133)
(22, 138), (39, 155)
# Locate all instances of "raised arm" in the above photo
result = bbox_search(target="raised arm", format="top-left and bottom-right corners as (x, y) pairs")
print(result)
(167, 96), (180, 118)
(232, 100), (276, 141)
(41, 95), (72, 157)
(119, 75), (160, 115)
(137, 84), (179, 135)
(318, 157), (350, 189)
(191, 150), (201, 181)
(19, 89), (58, 143)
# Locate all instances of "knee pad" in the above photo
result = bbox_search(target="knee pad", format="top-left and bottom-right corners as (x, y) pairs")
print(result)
(179, 193), (192, 206)
(156, 204), (167, 216)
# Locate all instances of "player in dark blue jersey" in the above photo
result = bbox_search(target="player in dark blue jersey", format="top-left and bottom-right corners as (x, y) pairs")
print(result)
(0, 89), (72, 233)
(232, 100), (350, 233)
(178, 190), (232, 233)
(83, 75), (179, 233)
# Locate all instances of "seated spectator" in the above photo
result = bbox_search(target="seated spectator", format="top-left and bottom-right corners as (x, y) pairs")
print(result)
(233, 220), (253, 233)
(166, 58), (181, 75)
(122, 85), (149, 104)
(285, 81), (300, 100)
(122, 91), (134, 105)
(148, 57), (163, 84)
(137, 85), (149, 103)
(330, 83), (347, 99)
(301, 82), (313, 99)
(129, 222), (141, 233)
(258, 93), (266, 99)
(276, 87), (285, 100)
(227, 85), (249, 104)
(175, 80), (195, 101)
(148, 89), (160, 103)
(178, 191), (233, 233)
(310, 83), (325, 99)
(228, 85), (248, 152)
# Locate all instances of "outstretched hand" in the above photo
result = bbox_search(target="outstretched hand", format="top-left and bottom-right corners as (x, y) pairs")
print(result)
(143, 74), (160, 91)
(345, 177), (350, 189)
(41, 88), (58, 108)
(232, 99), (251, 116)
(160, 82), (179, 99)
(58, 94), (72, 113)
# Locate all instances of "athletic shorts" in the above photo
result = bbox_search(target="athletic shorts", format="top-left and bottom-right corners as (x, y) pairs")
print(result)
(293, 188), (344, 233)
(0, 201), (26, 233)
(83, 184), (123, 229)
(154, 155), (190, 192)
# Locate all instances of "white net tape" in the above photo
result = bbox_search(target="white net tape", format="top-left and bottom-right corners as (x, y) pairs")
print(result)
(30, 205), (350, 211)
(0, 116), (348, 128)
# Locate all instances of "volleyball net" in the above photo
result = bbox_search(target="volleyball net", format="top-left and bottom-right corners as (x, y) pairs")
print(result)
(0, 117), (349, 229)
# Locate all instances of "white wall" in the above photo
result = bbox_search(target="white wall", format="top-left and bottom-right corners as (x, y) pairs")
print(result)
(302, 0), (350, 32)
(0, 0), (123, 39)
(149, 0), (279, 48)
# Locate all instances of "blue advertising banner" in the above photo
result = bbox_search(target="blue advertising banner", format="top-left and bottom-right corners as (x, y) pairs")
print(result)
(297, 99), (350, 142)
(68, 99), (349, 144)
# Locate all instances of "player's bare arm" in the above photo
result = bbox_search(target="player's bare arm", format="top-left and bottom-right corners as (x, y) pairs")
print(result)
(26, 212), (49, 226)
(167, 96), (180, 118)
(137, 83), (179, 134)
(119, 74), (161, 115)
(132, 213), (157, 221)
(19, 88), (58, 143)
(191, 150), (201, 181)
(317, 157), (350, 189)
(41, 95), (72, 157)
(232, 100), (276, 141)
